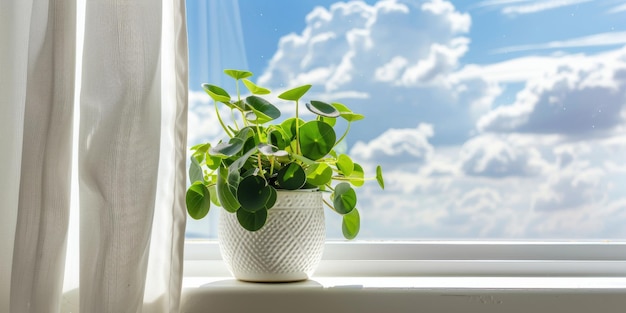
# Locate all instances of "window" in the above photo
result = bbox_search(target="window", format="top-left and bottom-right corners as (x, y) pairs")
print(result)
(185, 0), (626, 241)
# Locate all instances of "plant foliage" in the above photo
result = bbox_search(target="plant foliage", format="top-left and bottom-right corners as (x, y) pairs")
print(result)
(186, 69), (384, 239)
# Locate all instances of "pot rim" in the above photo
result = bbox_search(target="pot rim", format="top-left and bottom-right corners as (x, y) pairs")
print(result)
(274, 188), (320, 193)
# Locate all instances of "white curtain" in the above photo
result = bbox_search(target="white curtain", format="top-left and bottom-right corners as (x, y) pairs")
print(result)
(0, 0), (188, 312)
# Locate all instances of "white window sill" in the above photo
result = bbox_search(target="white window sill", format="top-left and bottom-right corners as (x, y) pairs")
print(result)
(181, 276), (626, 313)
(183, 276), (626, 290)
(181, 241), (626, 313)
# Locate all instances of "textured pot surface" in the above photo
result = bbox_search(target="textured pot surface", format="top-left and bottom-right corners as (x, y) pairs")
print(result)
(218, 190), (326, 282)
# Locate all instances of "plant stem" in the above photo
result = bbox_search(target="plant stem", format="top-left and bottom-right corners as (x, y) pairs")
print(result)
(231, 109), (240, 131)
(255, 123), (263, 143)
(334, 121), (351, 149)
(295, 100), (301, 155)
(323, 199), (338, 213)
(215, 102), (233, 138)
(236, 79), (249, 128)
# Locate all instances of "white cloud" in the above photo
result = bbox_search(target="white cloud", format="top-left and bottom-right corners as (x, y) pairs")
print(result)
(493, 31), (626, 54)
(474, 0), (593, 16)
(533, 163), (606, 212)
(400, 38), (469, 86)
(351, 133), (626, 238)
(459, 134), (548, 177)
(442, 187), (523, 237)
(375, 56), (409, 83)
(502, 0), (592, 15)
(478, 50), (626, 136)
(350, 123), (435, 165)
(523, 138), (626, 237)
(256, 0), (485, 145)
(421, 0), (471, 33)
(453, 55), (569, 83)
(448, 71), (503, 114)
(259, 0), (471, 90)
(453, 188), (501, 215)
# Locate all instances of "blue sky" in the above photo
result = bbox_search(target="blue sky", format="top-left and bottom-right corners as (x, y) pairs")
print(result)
(186, 0), (626, 239)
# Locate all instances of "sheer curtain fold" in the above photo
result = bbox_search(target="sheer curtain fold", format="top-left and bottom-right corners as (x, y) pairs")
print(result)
(142, 0), (189, 311)
(5, 0), (77, 312)
(0, 1), (30, 312)
(0, 0), (188, 312)
(79, 0), (163, 310)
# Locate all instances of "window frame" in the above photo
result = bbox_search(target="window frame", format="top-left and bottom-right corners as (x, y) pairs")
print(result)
(183, 0), (626, 284)
(183, 240), (626, 278)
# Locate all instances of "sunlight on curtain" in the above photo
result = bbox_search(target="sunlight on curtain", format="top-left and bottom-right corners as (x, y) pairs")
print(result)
(62, 0), (85, 300)
(142, 0), (189, 311)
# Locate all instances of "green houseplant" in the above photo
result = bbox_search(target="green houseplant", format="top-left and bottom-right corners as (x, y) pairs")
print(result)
(186, 69), (384, 240)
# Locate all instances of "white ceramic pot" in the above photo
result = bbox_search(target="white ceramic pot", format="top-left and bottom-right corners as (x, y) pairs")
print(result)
(218, 190), (326, 282)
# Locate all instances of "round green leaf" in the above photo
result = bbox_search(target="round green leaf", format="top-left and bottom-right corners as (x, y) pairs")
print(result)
(298, 121), (336, 161)
(305, 163), (333, 186)
(243, 131), (259, 154)
(186, 182), (211, 220)
(205, 151), (222, 170)
(306, 100), (340, 118)
(376, 165), (385, 190)
(276, 162), (306, 190)
(348, 163), (365, 187)
(217, 168), (240, 213)
(210, 128), (252, 157)
(191, 143), (211, 160)
(208, 184), (220, 207)
(227, 168), (242, 186)
(278, 84), (312, 101)
(236, 208), (267, 231)
(245, 95), (281, 124)
(333, 182), (357, 214)
(268, 129), (287, 150)
(263, 186), (277, 210)
(331, 102), (351, 113)
(210, 138), (245, 157)
(224, 69), (253, 80)
(332, 102), (364, 122)
(319, 116), (337, 127)
(340, 112), (364, 122)
(189, 156), (204, 184)
(237, 175), (273, 212)
(280, 117), (305, 140)
(228, 145), (258, 171)
(336, 154), (354, 176)
(242, 79), (271, 95)
(202, 84), (231, 103)
(342, 208), (360, 240)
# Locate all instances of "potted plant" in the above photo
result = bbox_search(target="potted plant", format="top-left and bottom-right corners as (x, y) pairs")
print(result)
(186, 69), (384, 282)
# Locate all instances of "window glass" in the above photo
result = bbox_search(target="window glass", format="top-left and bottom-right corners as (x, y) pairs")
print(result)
(186, 0), (626, 240)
